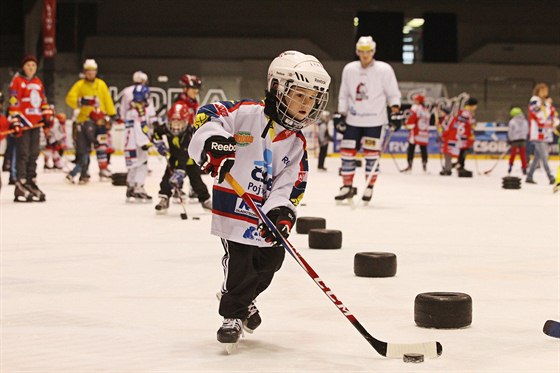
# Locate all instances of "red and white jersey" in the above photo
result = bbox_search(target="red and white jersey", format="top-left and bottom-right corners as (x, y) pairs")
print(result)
(442, 109), (475, 156)
(8, 73), (49, 125)
(528, 95), (555, 142)
(189, 99), (308, 247)
(175, 94), (198, 125)
(0, 114), (10, 140)
(405, 104), (430, 145)
(337, 60), (401, 127)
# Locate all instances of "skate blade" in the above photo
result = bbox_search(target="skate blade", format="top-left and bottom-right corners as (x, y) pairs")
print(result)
(242, 323), (255, 334)
(224, 341), (239, 354)
(155, 209), (168, 215)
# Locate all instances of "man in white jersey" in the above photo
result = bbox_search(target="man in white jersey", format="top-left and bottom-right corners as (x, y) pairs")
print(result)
(334, 36), (402, 202)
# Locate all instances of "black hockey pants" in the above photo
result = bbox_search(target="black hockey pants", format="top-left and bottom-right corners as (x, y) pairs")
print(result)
(15, 127), (40, 181)
(218, 239), (285, 319)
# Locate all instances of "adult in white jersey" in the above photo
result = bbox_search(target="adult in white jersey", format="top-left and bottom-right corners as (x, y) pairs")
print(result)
(334, 36), (402, 202)
(189, 51), (330, 349)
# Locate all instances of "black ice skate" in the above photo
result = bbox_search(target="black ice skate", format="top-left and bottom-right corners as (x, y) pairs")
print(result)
(188, 188), (198, 199)
(14, 180), (32, 202)
(155, 195), (169, 214)
(200, 198), (212, 211)
(243, 300), (261, 334)
(26, 180), (46, 202)
(400, 165), (412, 174)
(422, 163), (428, 173)
(362, 185), (374, 203)
(99, 168), (112, 181)
(133, 185), (152, 203)
(126, 185), (135, 203)
(78, 175), (90, 184)
(217, 318), (243, 354)
(334, 185), (357, 202)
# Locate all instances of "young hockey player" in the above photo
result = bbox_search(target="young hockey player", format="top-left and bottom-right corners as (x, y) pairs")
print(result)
(43, 109), (67, 171)
(153, 101), (211, 213)
(334, 36), (402, 202)
(402, 94), (430, 173)
(8, 55), (51, 202)
(66, 109), (107, 184)
(526, 84), (556, 184)
(123, 83), (153, 202)
(175, 73), (203, 200)
(506, 107), (529, 175)
(188, 50), (330, 350)
(440, 97), (477, 176)
(65, 59), (117, 183)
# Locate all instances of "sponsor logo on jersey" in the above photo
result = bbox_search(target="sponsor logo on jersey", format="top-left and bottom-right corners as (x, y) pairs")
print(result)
(243, 226), (258, 240)
(235, 199), (257, 219)
(234, 131), (254, 147)
(290, 192), (304, 207)
(194, 112), (210, 129)
(213, 103), (229, 117)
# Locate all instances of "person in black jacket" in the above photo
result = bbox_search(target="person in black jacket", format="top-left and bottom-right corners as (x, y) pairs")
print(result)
(153, 101), (211, 213)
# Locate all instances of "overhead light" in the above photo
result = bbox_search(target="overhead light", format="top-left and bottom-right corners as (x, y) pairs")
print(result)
(406, 18), (425, 28)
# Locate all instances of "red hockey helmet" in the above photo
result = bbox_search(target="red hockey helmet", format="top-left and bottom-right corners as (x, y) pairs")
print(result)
(179, 74), (202, 89)
(413, 94), (425, 104)
(89, 109), (106, 124)
(166, 102), (189, 135)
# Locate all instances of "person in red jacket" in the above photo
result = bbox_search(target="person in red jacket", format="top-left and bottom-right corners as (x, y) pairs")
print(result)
(402, 94), (430, 173)
(8, 55), (51, 202)
(440, 97), (477, 176)
(0, 91), (12, 191)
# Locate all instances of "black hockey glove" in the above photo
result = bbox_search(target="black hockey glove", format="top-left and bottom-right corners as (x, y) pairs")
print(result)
(258, 206), (296, 246)
(389, 108), (404, 131)
(333, 112), (347, 134)
(200, 135), (236, 183)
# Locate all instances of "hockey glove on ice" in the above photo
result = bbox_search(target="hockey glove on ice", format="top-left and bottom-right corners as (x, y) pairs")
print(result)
(389, 108), (404, 131)
(169, 169), (186, 188)
(333, 113), (347, 134)
(154, 140), (169, 156)
(258, 206), (296, 246)
(201, 135), (236, 183)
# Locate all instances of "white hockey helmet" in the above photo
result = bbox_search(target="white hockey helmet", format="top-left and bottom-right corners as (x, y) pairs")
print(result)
(356, 36), (376, 54)
(83, 59), (98, 71)
(267, 50), (331, 131)
(132, 71), (148, 84)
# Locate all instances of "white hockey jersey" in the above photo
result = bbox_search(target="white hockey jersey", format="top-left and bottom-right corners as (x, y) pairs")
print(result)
(338, 60), (401, 127)
(189, 100), (308, 246)
(119, 85), (157, 124)
(123, 108), (151, 168)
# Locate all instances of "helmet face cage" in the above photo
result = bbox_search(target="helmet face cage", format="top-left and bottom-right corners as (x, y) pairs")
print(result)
(168, 119), (188, 135)
(275, 80), (329, 131)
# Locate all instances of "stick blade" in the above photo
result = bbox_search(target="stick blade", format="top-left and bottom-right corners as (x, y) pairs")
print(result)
(385, 341), (442, 358)
(180, 213), (188, 220)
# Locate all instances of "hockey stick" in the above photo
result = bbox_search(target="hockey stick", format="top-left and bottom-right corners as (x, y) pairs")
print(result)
(0, 122), (45, 137)
(482, 146), (510, 175)
(363, 126), (396, 190)
(543, 320), (560, 338)
(225, 173), (442, 359)
(174, 186), (188, 220)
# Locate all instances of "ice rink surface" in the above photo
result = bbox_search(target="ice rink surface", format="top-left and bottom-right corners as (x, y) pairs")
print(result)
(1, 154), (559, 372)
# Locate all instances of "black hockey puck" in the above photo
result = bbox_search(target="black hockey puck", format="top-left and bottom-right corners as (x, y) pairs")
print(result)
(403, 353), (424, 363)
(192, 216), (200, 220)
(296, 216), (326, 234)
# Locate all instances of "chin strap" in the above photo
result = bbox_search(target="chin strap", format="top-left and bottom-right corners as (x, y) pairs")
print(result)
(262, 90), (282, 139)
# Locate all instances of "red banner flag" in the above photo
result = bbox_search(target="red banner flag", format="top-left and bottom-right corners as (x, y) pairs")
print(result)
(42, 0), (56, 58)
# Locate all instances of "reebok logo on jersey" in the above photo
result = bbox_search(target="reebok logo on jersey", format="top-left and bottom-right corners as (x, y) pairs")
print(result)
(211, 142), (236, 152)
